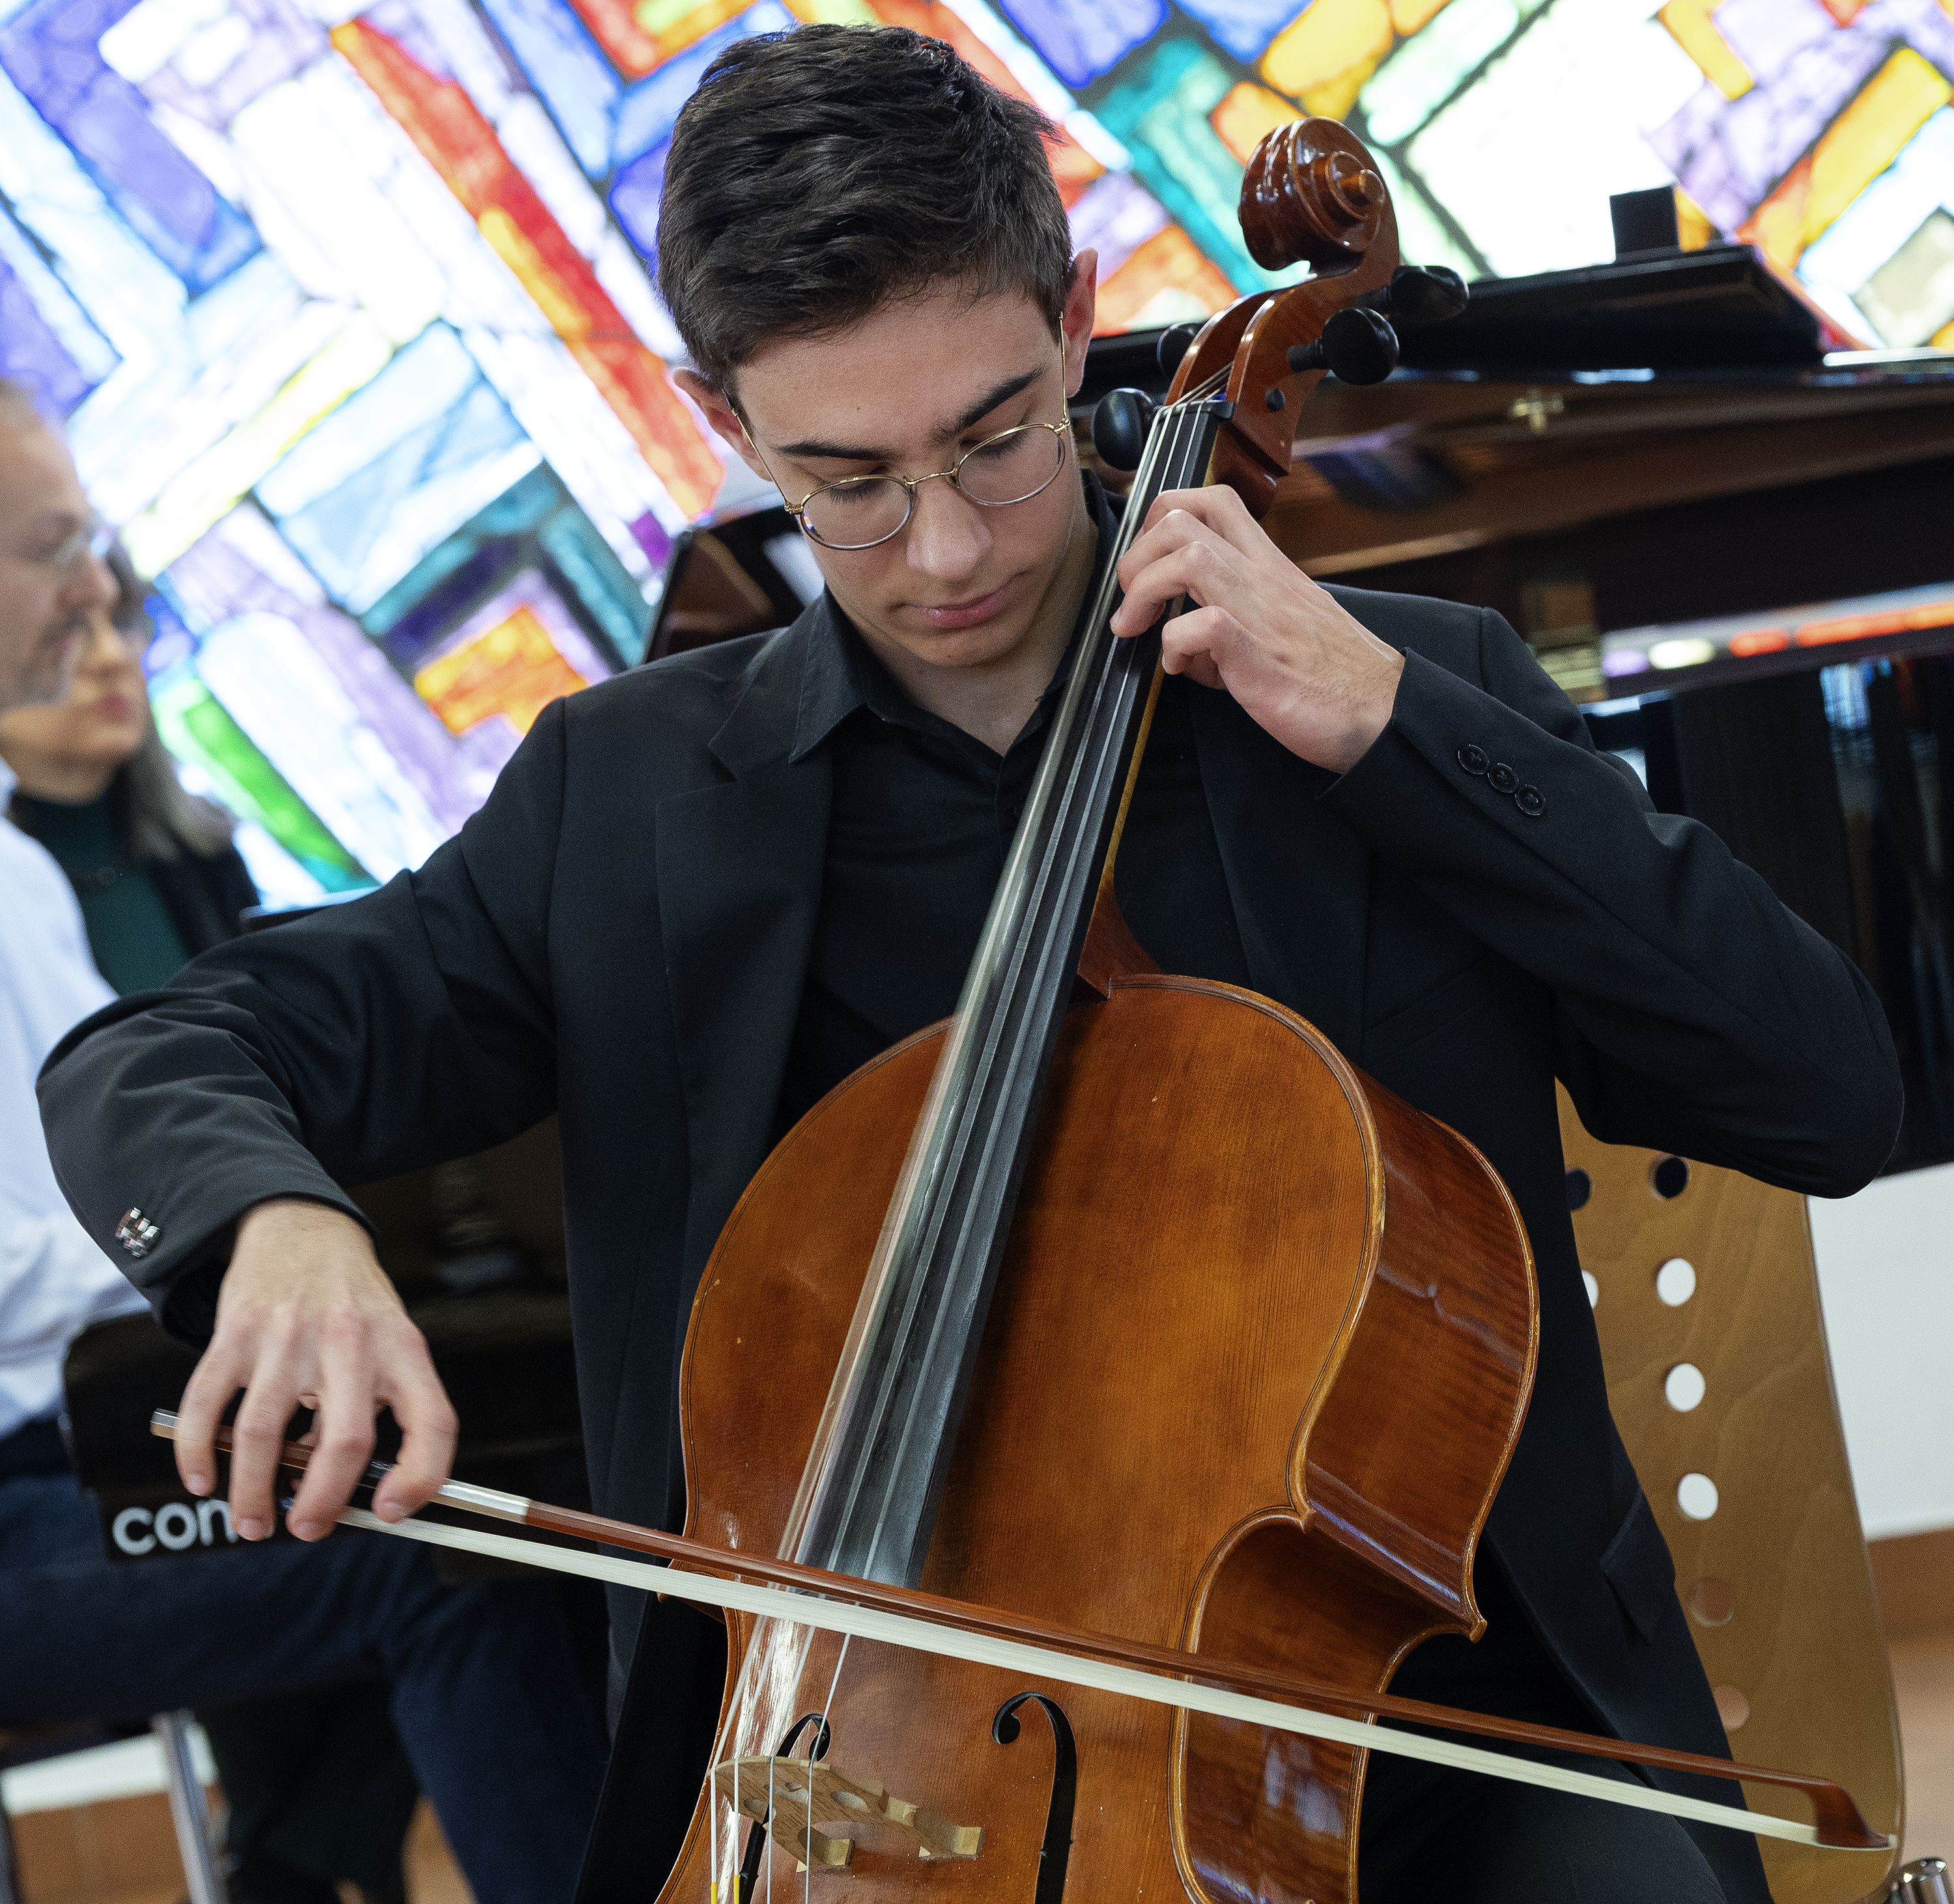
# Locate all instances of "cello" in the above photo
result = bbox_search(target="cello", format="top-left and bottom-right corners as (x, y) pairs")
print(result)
(163, 114), (1889, 1903)
(660, 114), (1551, 1904)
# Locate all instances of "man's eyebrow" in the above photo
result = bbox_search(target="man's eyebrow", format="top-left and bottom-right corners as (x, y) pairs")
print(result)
(773, 366), (1047, 462)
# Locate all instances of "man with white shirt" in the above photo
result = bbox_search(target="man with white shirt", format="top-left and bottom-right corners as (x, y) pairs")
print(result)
(0, 380), (606, 1904)
(0, 404), (150, 1448)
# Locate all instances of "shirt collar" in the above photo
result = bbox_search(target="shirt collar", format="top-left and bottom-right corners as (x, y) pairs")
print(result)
(0, 757), (16, 810)
(788, 473), (1120, 764)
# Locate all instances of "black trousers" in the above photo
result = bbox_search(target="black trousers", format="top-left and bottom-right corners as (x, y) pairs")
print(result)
(1358, 1555), (1740, 1904)
(1359, 1752), (1729, 1903)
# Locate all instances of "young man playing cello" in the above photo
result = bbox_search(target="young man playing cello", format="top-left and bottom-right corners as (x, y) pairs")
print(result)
(40, 25), (1897, 1904)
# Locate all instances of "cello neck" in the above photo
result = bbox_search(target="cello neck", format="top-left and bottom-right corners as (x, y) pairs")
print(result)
(784, 395), (1230, 1588)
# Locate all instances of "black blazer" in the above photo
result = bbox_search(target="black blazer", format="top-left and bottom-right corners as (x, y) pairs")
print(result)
(38, 585), (1899, 1897)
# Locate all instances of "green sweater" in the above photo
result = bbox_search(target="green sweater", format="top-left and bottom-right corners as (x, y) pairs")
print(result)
(12, 790), (190, 994)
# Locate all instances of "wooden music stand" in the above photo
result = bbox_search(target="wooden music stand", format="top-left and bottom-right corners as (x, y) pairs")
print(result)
(1558, 1089), (1910, 1903)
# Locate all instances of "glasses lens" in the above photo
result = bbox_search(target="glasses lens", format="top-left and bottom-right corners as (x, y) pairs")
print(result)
(801, 476), (911, 550)
(956, 426), (1064, 507)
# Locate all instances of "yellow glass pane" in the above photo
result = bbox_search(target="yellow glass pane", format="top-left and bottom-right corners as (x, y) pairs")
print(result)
(1675, 187), (1718, 250)
(1803, 48), (1951, 245)
(416, 604), (592, 738)
(1391, 0), (1452, 29)
(1211, 82), (1296, 167)
(1738, 158), (1808, 273)
(1657, 0), (1751, 102)
(1933, 317), (1954, 350)
(1261, 0), (1393, 105)
(633, 0), (748, 59)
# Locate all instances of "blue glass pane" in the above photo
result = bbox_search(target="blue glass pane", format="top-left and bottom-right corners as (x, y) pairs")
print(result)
(260, 326), (539, 615)
(609, 145), (664, 265)
(0, 202), (117, 389)
(477, 0), (618, 178)
(995, 0), (1165, 87)
(1170, 0), (1304, 64)
(364, 464), (649, 673)
(0, 241), (88, 413)
(0, 0), (259, 296)
(610, 1), (795, 169)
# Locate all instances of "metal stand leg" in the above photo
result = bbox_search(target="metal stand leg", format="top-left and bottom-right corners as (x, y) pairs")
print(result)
(1895, 1857), (1953, 1903)
(153, 1713), (228, 1904)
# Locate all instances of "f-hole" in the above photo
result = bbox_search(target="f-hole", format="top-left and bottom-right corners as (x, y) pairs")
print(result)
(993, 1694), (1076, 1904)
(737, 1711), (833, 1899)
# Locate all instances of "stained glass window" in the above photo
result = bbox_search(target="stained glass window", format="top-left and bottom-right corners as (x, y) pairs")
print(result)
(1, 0), (1946, 895)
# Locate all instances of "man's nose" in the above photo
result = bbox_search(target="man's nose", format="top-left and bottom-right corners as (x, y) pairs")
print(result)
(904, 476), (989, 585)
(61, 549), (117, 617)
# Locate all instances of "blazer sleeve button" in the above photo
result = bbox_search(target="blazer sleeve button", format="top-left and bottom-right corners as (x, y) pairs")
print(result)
(1488, 761), (1518, 794)
(1457, 744), (1489, 776)
(1515, 784), (1546, 817)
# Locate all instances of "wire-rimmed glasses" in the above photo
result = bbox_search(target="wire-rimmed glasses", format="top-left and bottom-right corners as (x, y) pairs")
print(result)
(21, 514), (116, 576)
(782, 413), (1072, 552)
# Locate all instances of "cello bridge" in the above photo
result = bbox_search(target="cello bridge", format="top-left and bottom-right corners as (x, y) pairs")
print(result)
(711, 1756), (983, 1871)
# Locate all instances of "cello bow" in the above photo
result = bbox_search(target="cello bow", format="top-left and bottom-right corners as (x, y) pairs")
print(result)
(151, 1412), (1887, 1856)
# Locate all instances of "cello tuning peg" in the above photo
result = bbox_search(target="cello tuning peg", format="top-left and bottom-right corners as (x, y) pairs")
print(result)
(1155, 320), (1203, 380)
(1286, 307), (1400, 387)
(1091, 387), (1157, 473)
(1385, 264), (1469, 326)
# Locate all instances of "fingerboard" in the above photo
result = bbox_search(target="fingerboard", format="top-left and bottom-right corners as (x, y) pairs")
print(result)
(787, 393), (1232, 1587)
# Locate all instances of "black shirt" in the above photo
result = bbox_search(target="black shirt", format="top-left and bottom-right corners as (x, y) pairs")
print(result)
(772, 480), (1250, 1136)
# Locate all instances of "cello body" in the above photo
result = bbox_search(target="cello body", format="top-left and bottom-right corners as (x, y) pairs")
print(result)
(664, 968), (1536, 1904)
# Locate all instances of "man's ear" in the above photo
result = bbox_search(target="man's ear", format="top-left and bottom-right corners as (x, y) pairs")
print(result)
(674, 369), (774, 485)
(1061, 251), (1098, 396)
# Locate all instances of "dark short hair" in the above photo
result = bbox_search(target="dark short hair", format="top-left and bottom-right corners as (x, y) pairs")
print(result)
(657, 24), (1071, 391)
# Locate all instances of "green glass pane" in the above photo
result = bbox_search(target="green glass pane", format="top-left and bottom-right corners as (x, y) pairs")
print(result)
(1094, 39), (1288, 296)
(151, 666), (372, 891)
(539, 505), (651, 665)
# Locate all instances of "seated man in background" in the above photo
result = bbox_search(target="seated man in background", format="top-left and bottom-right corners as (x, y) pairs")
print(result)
(0, 376), (606, 1904)
(0, 557), (421, 1904)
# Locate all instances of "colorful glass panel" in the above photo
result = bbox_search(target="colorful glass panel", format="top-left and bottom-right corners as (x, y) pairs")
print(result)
(1, 0), (1946, 899)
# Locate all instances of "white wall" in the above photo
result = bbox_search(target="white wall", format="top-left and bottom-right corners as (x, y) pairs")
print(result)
(1809, 1160), (1954, 1539)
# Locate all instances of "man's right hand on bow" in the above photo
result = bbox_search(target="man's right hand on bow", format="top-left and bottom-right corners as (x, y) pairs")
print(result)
(171, 1197), (458, 1543)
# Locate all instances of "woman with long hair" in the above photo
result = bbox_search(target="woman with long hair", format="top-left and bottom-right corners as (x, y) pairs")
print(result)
(0, 549), (254, 981)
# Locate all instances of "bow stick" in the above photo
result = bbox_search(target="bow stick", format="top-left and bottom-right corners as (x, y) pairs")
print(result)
(149, 1410), (1886, 1854)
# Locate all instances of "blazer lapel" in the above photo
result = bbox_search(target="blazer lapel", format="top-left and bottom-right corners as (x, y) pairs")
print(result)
(1187, 688), (1372, 1059)
(657, 608), (834, 1283)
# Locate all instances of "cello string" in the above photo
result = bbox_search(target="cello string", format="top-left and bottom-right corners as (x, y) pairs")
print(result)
(802, 1631), (852, 1904)
(830, 380), (1206, 1594)
(333, 1503), (1875, 1855)
(815, 1634), (851, 1776)
(732, 1670), (745, 1904)
(778, 393), (1208, 1812)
